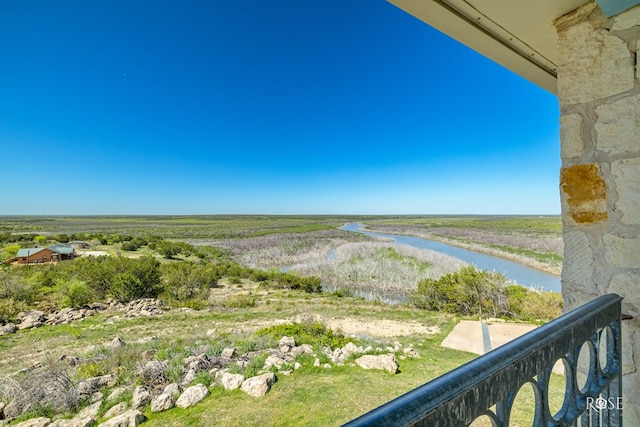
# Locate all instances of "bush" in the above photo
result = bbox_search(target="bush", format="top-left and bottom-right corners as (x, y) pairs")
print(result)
(0, 358), (80, 419)
(0, 298), (28, 323)
(59, 279), (92, 308)
(161, 262), (218, 303)
(522, 290), (563, 321)
(120, 241), (139, 251)
(110, 273), (144, 303)
(259, 272), (323, 294)
(412, 266), (511, 318)
(68, 256), (162, 302)
(411, 266), (561, 321)
(223, 294), (256, 309)
(255, 320), (352, 350)
(0, 271), (36, 305)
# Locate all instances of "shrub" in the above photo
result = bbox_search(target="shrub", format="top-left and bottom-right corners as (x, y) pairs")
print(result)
(59, 279), (93, 308)
(255, 320), (352, 350)
(412, 266), (512, 318)
(190, 371), (213, 387)
(120, 241), (139, 251)
(0, 298), (28, 323)
(0, 271), (36, 304)
(522, 290), (563, 321)
(110, 273), (144, 303)
(161, 262), (218, 302)
(411, 266), (561, 321)
(223, 294), (256, 309)
(0, 358), (80, 419)
(68, 256), (162, 301)
(228, 354), (267, 379)
(259, 272), (323, 293)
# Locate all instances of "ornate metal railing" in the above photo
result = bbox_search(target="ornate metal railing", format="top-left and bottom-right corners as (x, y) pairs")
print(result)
(344, 294), (622, 427)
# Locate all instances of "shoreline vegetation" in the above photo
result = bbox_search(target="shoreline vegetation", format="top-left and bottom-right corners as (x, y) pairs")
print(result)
(0, 215), (564, 426)
(359, 224), (562, 276)
(358, 216), (563, 276)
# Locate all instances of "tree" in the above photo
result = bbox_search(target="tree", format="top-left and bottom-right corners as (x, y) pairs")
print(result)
(34, 235), (47, 245)
(156, 241), (182, 259)
(412, 266), (511, 317)
(162, 262), (218, 302)
(1, 244), (21, 261)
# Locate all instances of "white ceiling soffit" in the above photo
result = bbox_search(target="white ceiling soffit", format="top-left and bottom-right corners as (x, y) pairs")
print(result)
(388, 0), (587, 93)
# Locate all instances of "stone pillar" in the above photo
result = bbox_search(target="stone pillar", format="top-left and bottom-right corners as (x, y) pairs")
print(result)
(556, 2), (640, 424)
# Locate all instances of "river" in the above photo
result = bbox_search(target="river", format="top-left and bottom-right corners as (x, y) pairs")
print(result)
(342, 223), (561, 292)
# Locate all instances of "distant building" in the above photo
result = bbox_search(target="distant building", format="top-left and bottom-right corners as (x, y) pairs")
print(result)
(68, 240), (89, 249)
(16, 245), (76, 264)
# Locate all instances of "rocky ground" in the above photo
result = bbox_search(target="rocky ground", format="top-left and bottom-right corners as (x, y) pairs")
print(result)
(0, 281), (445, 427)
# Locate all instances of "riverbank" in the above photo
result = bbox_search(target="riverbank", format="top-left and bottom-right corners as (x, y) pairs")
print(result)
(360, 224), (562, 277)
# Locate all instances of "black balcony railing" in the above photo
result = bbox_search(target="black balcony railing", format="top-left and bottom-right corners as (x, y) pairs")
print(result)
(344, 294), (622, 427)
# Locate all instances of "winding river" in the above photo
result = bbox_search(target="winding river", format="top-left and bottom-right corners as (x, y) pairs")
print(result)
(342, 223), (561, 292)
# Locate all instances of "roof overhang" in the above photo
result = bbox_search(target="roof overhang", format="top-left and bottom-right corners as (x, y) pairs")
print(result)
(388, 0), (590, 93)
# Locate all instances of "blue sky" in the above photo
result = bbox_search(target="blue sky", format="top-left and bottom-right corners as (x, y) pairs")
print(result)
(0, 0), (560, 215)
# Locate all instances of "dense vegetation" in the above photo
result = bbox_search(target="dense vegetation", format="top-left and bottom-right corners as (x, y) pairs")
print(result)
(0, 241), (322, 323)
(411, 266), (562, 321)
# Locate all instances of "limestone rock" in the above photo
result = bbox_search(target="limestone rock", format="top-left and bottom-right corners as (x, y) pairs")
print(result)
(162, 383), (181, 397)
(17, 311), (45, 330)
(150, 393), (174, 413)
(560, 114), (584, 158)
(77, 401), (101, 420)
(0, 323), (17, 335)
(263, 355), (286, 370)
(355, 354), (399, 374)
(77, 375), (116, 396)
(221, 347), (235, 359)
(278, 336), (295, 353)
(150, 382), (180, 412)
(603, 234), (640, 269)
(97, 409), (145, 427)
(108, 338), (126, 351)
(175, 384), (209, 409)
(595, 95), (640, 156)
(131, 386), (150, 410)
(13, 417), (51, 427)
(49, 418), (96, 427)
(611, 157), (640, 226)
(106, 387), (127, 402)
(241, 373), (276, 397)
(184, 353), (212, 371)
(103, 402), (127, 419)
(123, 299), (164, 318)
(557, 13), (634, 104)
(403, 347), (420, 358)
(181, 369), (197, 386)
(221, 373), (244, 391)
(136, 360), (167, 385)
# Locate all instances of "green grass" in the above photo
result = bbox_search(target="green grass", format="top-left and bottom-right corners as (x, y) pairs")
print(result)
(433, 234), (564, 264)
(0, 215), (371, 240)
(0, 283), (566, 427)
(369, 215), (562, 235)
(248, 224), (335, 237)
(144, 337), (475, 426)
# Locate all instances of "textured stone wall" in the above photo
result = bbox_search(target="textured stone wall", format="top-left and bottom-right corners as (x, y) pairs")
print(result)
(556, 2), (640, 424)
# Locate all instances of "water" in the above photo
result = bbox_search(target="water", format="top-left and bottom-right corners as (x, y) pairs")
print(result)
(342, 223), (561, 292)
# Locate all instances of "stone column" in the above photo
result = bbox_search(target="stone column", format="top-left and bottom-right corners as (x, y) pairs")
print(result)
(556, 2), (640, 424)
